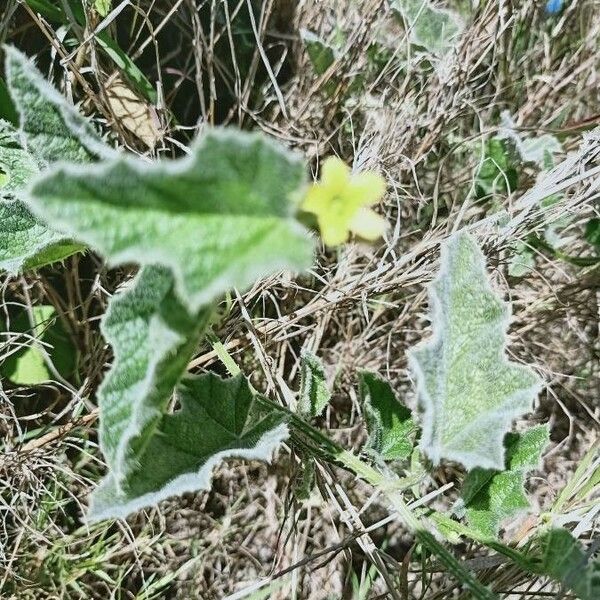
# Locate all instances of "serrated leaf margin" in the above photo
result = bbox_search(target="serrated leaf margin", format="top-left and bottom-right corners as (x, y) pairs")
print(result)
(408, 232), (542, 470)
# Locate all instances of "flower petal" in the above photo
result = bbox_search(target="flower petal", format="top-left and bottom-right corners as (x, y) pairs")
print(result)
(348, 171), (386, 206)
(320, 215), (350, 246)
(301, 184), (329, 214)
(349, 207), (387, 241)
(321, 157), (351, 192)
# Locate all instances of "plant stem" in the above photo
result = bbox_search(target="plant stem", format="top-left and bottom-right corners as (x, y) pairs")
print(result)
(337, 452), (498, 600)
(213, 339), (497, 599)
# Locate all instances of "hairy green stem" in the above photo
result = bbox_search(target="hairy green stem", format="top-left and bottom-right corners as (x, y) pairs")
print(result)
(213, 336), (498, 598)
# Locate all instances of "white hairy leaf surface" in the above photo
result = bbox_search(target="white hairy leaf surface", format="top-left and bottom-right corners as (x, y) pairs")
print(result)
(393, 0), (463, 55)
(408, 232), (541, 470)
(89, 373), (288, 521)
(26, 128), (314, 313)
(0, 47), (109, 274)
(0, 121), (76, 272)
(21, 110), (315, 519)
(96, 265), (211, 488)
(4, 46), (110, 164)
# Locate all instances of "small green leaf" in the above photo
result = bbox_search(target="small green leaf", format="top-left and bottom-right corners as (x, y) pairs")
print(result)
(498, 112), (562, 168)
(359, 371), (416, 461)
(537, 529), (600, 600)
(393, 0), (463, 55)
(300, 29), (336, 75)
(27, 128), (314, 313)
(89, 373), (288, 521)
(408, 232), (541, 470)
(459, 425), (549, 539)
(520, 135), (562, 166)
(298, 351), (331, 418)
(0, 305), (75, 385)
(476, 138), (519, 199)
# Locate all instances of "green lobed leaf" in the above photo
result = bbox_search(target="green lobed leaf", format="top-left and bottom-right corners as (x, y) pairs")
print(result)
(0, 48), (106, 274)
(27, 128), (315, 314)
(520, 135), (562, 166)
(96, 265), (210, 486)
(536, 528), (600, 600)
(359, 371), (416, 461)
(458, 425), (549, 539)
(508, 241), (535, 278)
(94, 0), (112, 17)
(0, 305), (76, 385)
(408, 232), (541, 470)
(298, 351), (331, 418)
(89, 373), (288, 521)
(393, 0), (463, 55)
(498, 112), (562, 168)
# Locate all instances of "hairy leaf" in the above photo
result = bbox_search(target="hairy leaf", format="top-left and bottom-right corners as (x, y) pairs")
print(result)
(408, 232), (541, 470)
(537, 529), (600, 600)
(89, 373), (288, 521)
(0, 199), (84, 274)
(0, 48), (104, 274)
(360, 371), (416, 461)
(298, 351), (331, 418)
(96, 265), (210, 486)
(27, 129), (314, 313)
(498, 112), (562, 167)
(393, 0), (463, 55)
(0, 121), (38, 193)
(508, 241), (535, 278)
(4, 46), (110, 164)
(459, 425), (549, 538)
(475, 138), (519, 199)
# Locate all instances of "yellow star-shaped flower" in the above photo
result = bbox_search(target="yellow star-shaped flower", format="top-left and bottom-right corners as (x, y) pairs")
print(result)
(301, 157), (387, 247)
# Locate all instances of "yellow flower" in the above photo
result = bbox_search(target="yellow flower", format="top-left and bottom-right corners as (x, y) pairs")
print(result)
(301, 157), (387, 247)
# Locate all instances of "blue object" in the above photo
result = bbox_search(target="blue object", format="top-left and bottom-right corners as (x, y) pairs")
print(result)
(546, 0), (563, 13)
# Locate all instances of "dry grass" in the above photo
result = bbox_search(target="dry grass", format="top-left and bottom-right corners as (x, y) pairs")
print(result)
(0, 0), (599, 598)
